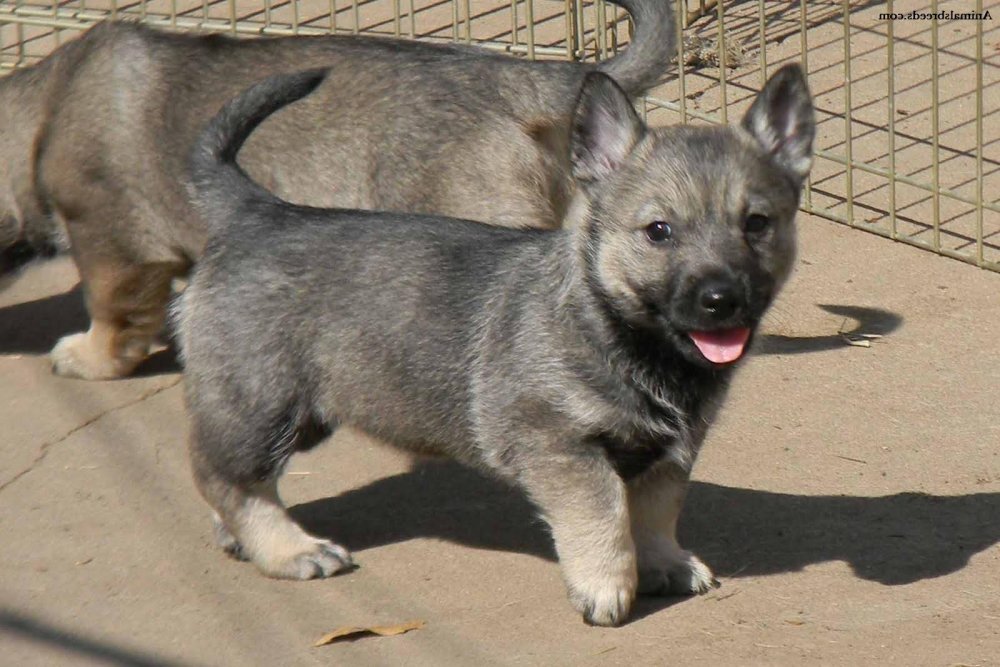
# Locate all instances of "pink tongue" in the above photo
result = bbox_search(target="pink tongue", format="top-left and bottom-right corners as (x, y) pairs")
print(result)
(688, 328), (752, 364)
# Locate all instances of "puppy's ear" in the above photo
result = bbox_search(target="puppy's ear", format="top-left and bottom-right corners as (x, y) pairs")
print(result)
(742, 64), (815, 185)
(571, 72), (646, 183)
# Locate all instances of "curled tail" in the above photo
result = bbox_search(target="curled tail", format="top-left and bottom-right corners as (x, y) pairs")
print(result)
(189, 68), (327, 224)
(598, 0), (677, 96)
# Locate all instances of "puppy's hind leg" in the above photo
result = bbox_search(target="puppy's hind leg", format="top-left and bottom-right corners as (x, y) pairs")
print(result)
(51, 257), (183, 380)
(190, 430), (353, 580)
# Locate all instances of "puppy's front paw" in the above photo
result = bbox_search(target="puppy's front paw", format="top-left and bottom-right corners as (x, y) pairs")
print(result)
(568, 570), (637, 627)
(638, 550), (718, 596)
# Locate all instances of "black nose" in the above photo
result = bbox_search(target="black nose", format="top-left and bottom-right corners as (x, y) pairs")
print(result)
(698, 281), (742, 320)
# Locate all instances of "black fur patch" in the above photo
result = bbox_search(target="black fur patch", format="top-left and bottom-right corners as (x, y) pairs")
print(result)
(593, 430), (671, 481)
(252, 408), (331, 483)
(0, 239), (42, 274)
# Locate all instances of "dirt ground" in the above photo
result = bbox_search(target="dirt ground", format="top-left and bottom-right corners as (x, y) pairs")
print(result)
(1, 213), (998, 666)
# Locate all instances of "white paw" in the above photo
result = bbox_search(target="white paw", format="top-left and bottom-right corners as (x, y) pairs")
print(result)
(638, 550), (718, 596)
(255, 538), (355, 580)
(568, 570), (637, 627)
(50, 333), (130, 380)
(51, 333), (92, 379)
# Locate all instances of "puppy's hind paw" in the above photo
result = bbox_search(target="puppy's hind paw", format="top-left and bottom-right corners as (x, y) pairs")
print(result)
(254, 538), (356, 581)
(50, 332), (138, 380)
(292, 541), (356, 580)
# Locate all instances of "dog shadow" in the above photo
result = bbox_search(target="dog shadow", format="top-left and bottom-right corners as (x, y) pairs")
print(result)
(755, 304), (903, 355)
(292, 459), (999, 590)
(0, 284), (89, 355)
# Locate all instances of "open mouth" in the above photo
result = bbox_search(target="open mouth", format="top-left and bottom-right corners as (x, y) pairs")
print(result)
(687, 327), (752, 365)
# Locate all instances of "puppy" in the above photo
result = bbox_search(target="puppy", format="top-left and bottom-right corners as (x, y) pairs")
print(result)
(0, 0), (673, 380)
(178, 63), (814, 626)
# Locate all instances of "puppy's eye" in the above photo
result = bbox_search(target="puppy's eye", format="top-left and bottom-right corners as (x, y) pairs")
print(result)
(645, 221), (673, 244)
(744, 214), (770, 235)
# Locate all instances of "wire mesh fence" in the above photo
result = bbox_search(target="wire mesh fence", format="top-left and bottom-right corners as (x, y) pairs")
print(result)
(1, 0), (996, 271)
(0, 0), (611, 62)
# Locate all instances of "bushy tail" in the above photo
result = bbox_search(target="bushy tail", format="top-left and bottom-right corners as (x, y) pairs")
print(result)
(189, 68), (327, 223)
(598, 0), (676, 96)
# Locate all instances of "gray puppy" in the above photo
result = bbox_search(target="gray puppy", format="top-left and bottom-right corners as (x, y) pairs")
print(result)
(0, 0), (672, 381)
(178, 63), (814, 626)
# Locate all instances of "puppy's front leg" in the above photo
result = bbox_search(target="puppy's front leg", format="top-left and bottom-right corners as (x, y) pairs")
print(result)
(518, 451), (637, 627)
(629, 466), (717, 596)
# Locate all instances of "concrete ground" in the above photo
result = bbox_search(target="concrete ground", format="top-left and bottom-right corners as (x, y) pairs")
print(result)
(1, 213), (998, 666)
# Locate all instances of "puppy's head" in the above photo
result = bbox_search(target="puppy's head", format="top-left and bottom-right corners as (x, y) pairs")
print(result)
(571, 65), (814, 369)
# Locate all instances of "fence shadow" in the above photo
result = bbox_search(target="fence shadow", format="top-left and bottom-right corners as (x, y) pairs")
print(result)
(0, 609), (189, 667)
(292, 460), (999, 588)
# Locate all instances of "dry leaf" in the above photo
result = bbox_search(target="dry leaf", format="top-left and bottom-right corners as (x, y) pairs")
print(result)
(314, 620), (426, 647)
(839, 332), (883, 348)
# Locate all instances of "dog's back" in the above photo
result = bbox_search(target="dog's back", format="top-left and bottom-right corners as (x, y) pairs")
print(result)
(29, 24), (578, 262)
(7, 0), (673, 265)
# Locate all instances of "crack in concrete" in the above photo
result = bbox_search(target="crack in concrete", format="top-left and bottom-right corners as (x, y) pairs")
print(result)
(0, 377), (182, 493)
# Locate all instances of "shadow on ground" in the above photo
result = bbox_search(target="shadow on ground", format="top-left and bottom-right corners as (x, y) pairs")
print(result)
(0, 285), (88, 355)
(293, 460), (998, 588)
(0, 609), (188, 667)
(755, 304), (902, 355)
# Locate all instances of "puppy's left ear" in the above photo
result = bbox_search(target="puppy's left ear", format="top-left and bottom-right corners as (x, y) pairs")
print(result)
(742, 64), (815, 186)
(571, 72), (646, 183)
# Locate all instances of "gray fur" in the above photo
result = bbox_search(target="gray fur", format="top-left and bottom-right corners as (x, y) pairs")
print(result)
(0, 1), (673, 378)
(179, 64), (814, 626)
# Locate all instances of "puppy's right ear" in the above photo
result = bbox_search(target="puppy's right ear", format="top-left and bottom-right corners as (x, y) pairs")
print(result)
(741, 64), (815, 186)
(571, 72), (646, 183)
